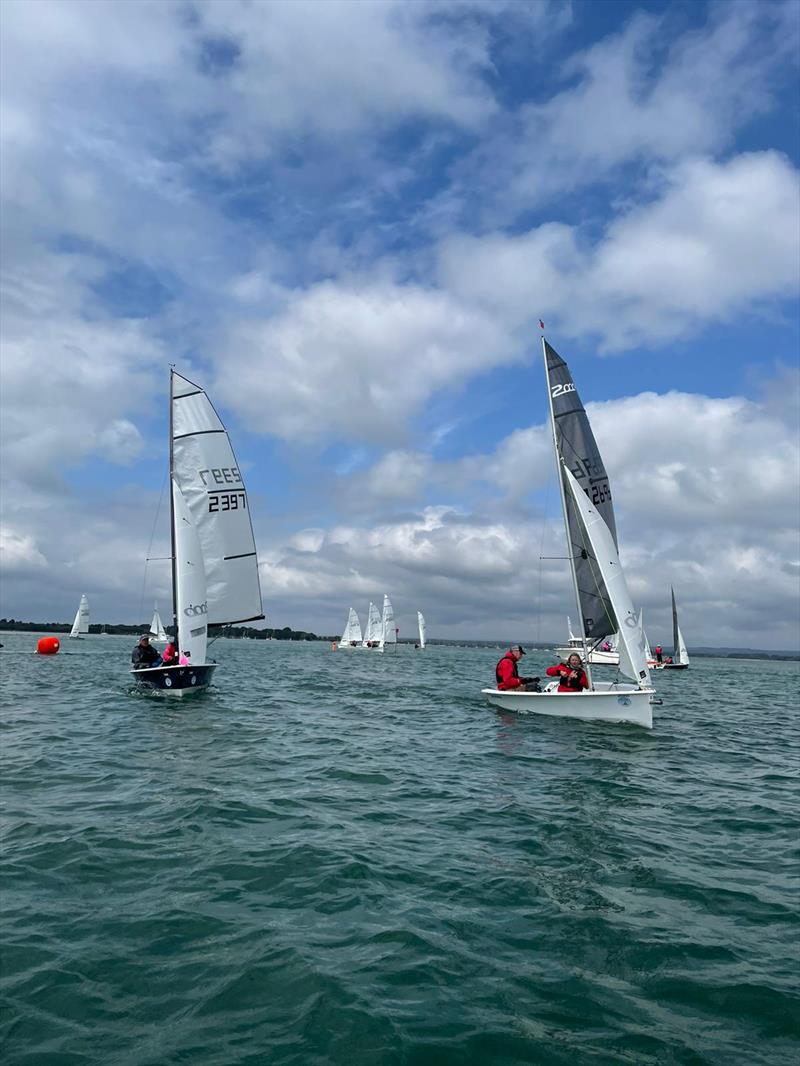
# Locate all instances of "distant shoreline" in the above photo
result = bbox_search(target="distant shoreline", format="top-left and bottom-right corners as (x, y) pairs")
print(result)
(0, 620), (797, 660)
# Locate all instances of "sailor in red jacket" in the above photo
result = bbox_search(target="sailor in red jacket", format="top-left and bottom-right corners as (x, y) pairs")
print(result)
(495, 645), (540, 691)
(546, 652), (589, 692)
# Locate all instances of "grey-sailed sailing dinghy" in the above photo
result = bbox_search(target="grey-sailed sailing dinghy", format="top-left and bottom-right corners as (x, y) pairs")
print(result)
(132, 370), (264, 695)
(483, 336), (656, 728)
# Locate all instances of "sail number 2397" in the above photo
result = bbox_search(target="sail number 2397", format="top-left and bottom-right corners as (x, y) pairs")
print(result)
(209, 491), (247, 513)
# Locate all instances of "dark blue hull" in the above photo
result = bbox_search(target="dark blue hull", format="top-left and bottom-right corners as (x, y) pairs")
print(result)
(131, 663), (217, 694)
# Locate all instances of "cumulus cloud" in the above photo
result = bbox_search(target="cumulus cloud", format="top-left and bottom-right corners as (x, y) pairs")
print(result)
(439, 152), (800, 349)
(213, 280), (517, 443)
(0, 528), (48, 573)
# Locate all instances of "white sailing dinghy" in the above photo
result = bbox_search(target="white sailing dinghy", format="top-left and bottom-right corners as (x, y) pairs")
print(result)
(483, 336), (656, 728)
(362, 601), (382, 648)
(379, 594), (397, 653)
(132, 370), (264, 695)
(69, 594), (90, 638)
(555, 615), (619, 665)
(417, 611), (426, 649)
(337, 607), (363, 649)
(659, 588), (690, 670)
(149, 603), (168, 644)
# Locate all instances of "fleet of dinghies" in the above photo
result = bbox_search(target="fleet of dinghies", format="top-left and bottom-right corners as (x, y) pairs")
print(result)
(334, 594), (406, 652)
(104, 352), (685, 723)
(483, 334), (657, 728)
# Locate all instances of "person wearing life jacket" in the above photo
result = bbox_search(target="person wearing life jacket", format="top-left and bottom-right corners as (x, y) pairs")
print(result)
(495, 645), (540, 691)
(131, 634), (161, 670)
(161, 639), (178, 665)
(546, 652), (589, 692)
(654, 644), (663, 663)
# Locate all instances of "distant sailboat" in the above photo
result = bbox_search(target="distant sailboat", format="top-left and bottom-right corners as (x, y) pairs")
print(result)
(659, 588), (690, 670)
(131, 369), (264, 694)
(379, 594), (397, 652)
(69, 594), (90, 638)
(555, 615), (619, 665)
(483, 335), (655, 727)
(417, 611), (426, 649)
(149, 604), (168, 644)
(337, 607), (362, 649)
(362, 601), (382, 648)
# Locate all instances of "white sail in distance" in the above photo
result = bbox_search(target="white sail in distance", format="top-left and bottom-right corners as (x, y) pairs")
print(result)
(380, 595), (396, 649)
(563, 467), (650, 686)
(417, 611), (426, 649)
(363, 602), (381, 646)
(172, 481), (208, 666)
(69, 594), (90, 637)
(171, 372), (263, 627)
(340, 608), (362, 645)
(672, 588), (690, 664)
(149, 605), (168, 642)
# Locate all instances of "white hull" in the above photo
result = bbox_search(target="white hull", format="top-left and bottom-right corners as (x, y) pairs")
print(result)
(554, 645), (619, 666)
(482, 681), (654, 728)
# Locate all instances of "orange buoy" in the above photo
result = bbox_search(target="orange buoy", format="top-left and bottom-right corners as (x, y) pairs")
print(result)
(37, 636), (60, 655)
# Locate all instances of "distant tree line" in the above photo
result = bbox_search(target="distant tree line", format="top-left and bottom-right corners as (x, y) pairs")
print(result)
(0, 619), (320, 641)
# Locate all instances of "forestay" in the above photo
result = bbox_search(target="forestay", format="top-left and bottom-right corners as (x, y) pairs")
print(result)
(172, 482), (208, 664)
(171, 372), (263, 626)
(546, 341), (617, 641)
(340, 608), (362, 644)
(563, 467), (650, 685)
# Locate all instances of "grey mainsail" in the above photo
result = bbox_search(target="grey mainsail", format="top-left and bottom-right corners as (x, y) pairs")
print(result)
(545, 340), (617, 640)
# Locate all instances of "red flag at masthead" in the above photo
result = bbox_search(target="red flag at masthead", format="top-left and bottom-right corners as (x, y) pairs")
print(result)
(538, 319), (545, 330)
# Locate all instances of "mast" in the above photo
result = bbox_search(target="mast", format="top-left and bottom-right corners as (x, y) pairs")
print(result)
(671, 587), (679, 662)
(169, 368), (178, 642)
(542, 335), (594, 689)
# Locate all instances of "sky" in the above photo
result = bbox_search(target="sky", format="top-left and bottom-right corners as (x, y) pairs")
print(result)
(1, 0), (799, 650)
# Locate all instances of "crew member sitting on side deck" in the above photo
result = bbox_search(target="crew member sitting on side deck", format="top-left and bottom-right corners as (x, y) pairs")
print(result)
(546, 652), (589, 692)
(161, 639), (178, 665)
(495, 645), (541, 691)
(131, 634), (161, 670)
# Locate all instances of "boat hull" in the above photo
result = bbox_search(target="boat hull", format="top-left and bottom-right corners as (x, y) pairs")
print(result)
(131, 663), (216, 695)
(554, 645), (619, 666)
(482, 681), (654, 728)
(657, 662), (689, 671)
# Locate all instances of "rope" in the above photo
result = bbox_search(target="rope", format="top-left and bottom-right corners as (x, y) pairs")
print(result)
(138, 465), (168, 625)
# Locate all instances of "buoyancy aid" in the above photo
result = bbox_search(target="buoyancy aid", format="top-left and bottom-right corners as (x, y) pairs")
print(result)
(496, 652), (520, 689)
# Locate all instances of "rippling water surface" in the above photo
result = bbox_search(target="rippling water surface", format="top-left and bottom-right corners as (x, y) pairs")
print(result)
(1, 633), (798, 1065)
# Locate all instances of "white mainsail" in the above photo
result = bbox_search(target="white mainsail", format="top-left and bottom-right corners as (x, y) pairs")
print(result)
(340, 607), (362, 645)
(417, 611), (426, 649)
(172, 481), (208, 666)
(171, 372), (263, 627)
(149, 604), (168, 643)
(563, 467), (650, 686)
(363, 601), (381, 646)
(380, 594), (396, 649)
(69, 594), (90, 637)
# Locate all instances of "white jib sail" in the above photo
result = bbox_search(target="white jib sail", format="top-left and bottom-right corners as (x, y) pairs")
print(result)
(380, 594), (396, 648)
(563, 467), (650, 687)
(363, 602), (381, 645)
(417, 611), (426, 649)
(172, 481), (208, 666)
(171, 372), (263, 627)
(340, 608), (362, 644)
(676, 624), (690, 665)
(70, 594), (90, 637)
(149, 605), (168, 642)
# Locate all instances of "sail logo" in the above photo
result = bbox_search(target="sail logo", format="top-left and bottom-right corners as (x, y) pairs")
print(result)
(184, 602), (208, 617)
(551, 382), (576, 398)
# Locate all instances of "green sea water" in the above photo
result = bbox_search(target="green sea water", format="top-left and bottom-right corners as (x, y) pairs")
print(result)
(1, 633), (798, 1065)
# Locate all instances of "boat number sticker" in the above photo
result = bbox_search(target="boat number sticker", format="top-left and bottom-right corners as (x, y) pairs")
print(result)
(208, 491), (247, 513)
